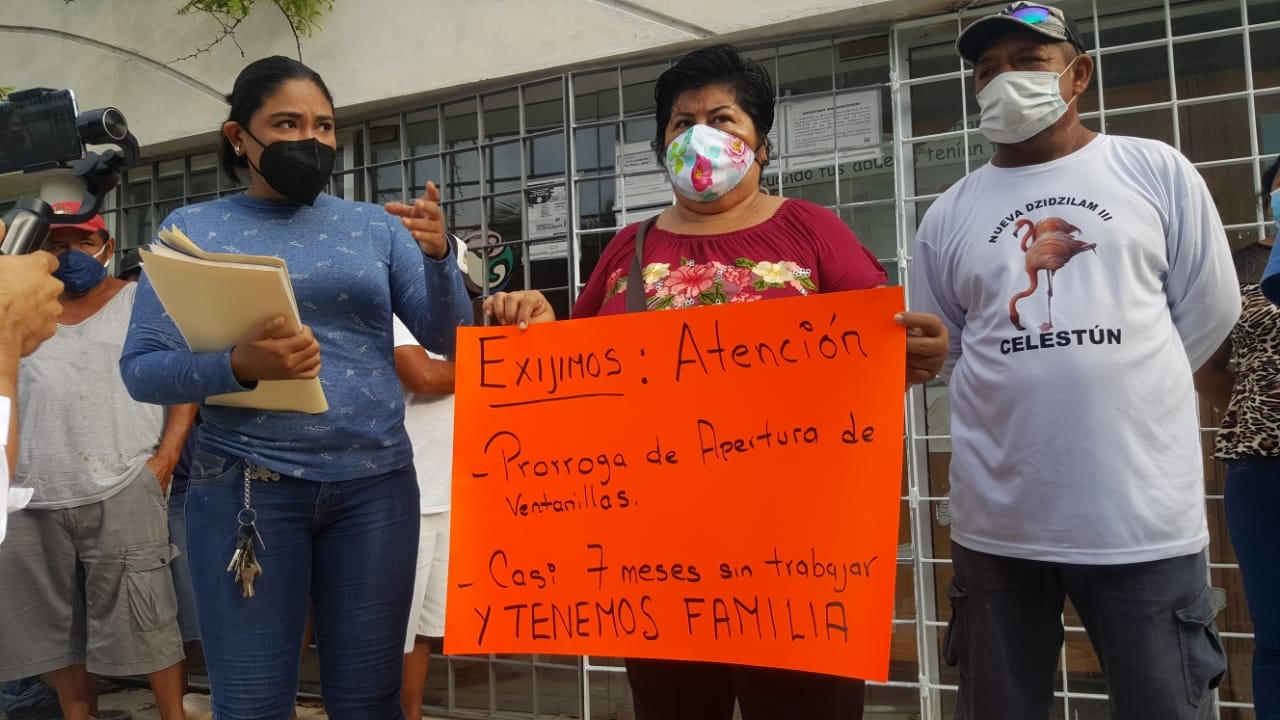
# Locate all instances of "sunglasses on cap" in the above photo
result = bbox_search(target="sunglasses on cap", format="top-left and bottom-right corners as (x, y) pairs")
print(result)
(1007, 3), (1055, 24)
(956, 2), (1086, 63)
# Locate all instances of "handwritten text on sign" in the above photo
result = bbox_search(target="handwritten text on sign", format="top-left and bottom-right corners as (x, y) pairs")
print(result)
(446, 287), (906, 681)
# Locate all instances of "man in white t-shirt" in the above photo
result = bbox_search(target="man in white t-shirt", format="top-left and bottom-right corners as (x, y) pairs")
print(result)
(909, 3), (1238, 718)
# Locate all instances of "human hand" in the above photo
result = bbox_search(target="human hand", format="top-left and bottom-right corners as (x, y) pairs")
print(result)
(0, 243), (64, 358)
(230, 315), (322, 383)
(482, 291), (556, 330)
(385, 180), (448, 260)
(146, 453), (177, 494)
(895, 311), (947, 389)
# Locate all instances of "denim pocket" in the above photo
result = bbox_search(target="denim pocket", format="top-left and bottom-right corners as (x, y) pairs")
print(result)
(123, 543), (180, 632)
(189, 450), (240, 488)
(1175, 584), (1228, 706)
(942, 577), (967, 667)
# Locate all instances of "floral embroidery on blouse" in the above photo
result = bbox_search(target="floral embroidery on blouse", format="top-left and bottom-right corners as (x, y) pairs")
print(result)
(603, 258), (817, 310)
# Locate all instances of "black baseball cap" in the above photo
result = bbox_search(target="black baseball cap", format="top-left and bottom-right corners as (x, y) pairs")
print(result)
(957, 3), (1087, 64)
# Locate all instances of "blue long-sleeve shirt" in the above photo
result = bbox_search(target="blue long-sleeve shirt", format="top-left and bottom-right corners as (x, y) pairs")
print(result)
(121, 192), (471, 481)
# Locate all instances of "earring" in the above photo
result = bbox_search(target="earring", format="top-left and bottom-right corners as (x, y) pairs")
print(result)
(236, 146), (243, 156)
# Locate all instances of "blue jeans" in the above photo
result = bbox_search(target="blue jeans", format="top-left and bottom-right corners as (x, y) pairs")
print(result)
(168, 486), (201, 643)
(0, 677), (59, 720)
(1225, 456), (1280, 720)
(945, 543), (1226, 720)
(187, 449), (419, 720)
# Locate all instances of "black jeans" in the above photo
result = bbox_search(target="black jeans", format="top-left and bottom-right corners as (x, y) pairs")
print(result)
(625, 658), (865, 720)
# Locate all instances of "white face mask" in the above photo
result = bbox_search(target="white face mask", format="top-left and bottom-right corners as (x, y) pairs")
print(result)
(664, 124), (757, 203)
(977, 57), (1078, 145)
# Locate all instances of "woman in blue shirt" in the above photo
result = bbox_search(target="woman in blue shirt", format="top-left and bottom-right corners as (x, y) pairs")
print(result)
(121, 56), (470, 720)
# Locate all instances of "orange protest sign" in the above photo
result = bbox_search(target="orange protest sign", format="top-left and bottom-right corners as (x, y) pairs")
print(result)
(446, 286), (906, 681)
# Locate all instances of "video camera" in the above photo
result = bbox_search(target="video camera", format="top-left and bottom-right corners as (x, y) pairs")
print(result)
(0, 88), (139, 255)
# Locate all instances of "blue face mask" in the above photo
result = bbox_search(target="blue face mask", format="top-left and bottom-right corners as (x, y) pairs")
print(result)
(52, 246), (108, 295)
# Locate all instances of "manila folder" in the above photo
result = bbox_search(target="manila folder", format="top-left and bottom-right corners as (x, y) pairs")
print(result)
(140, 237), (328, 414)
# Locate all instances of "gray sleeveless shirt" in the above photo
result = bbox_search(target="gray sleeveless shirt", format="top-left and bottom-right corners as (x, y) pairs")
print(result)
(16, 282), (163, 508)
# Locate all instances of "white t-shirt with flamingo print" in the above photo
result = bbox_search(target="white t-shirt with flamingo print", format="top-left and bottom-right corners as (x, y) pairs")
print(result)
(910, 133), (1239, 565)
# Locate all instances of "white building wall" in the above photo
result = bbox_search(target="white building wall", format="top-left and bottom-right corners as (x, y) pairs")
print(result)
(0, 0), (951, 167)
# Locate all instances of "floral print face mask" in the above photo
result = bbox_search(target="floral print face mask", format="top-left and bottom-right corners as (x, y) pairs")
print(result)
(664, 124), (757, 203)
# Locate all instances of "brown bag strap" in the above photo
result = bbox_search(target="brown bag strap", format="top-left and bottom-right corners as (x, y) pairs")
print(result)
(626, 216), (658, 313)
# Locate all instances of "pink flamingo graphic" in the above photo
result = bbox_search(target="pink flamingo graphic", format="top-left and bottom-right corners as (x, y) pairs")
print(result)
(1008, 217), (1097, 331)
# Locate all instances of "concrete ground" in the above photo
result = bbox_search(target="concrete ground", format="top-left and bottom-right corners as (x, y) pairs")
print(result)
(33, 656), (926, 720)
(93, 688), (456, 720)
(91, 687), (923, 720)
(19, 683), (931, 720)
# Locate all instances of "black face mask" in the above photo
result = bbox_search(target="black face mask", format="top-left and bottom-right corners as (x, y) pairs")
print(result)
(242, 128), (336, 206)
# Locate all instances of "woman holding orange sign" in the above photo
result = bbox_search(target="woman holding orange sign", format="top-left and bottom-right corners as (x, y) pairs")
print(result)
(485, 44), (946, 720)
